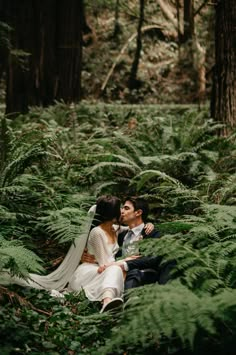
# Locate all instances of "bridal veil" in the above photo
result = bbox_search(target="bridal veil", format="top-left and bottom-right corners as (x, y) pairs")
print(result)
(0, 205), (96, 291)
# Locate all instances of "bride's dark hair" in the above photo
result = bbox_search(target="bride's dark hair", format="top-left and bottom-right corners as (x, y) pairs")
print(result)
(92, 195), (121, 227)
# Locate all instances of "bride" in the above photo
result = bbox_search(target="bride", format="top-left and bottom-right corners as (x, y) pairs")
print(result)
(68, 195), (124, 312)
(0, 195), (128, 312)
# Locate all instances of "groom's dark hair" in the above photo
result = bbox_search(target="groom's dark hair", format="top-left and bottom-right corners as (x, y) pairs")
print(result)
(124, 196), (149, 223)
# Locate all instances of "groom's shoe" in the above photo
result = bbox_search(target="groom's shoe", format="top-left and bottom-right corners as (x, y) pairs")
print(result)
(100, 298), (123, 313)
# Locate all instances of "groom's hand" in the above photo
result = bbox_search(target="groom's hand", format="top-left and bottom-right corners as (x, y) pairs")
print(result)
(81, 248), (96, 264)
(124, 255), (141, 261)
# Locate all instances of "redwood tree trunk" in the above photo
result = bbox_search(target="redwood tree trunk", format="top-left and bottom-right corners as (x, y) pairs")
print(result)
(183, 0), (194, 45)
(181, 0), (195, 66)
(3, 1), (35, 114)
(55, 0), (83, 102)
(128, 0), (145, 90)
(2, 0), (83, 116)
(113, 0), (121, 38)
(211, 0), (236, 135)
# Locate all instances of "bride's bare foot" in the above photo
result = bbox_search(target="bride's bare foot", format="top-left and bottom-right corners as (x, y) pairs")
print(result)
(102, 297), (112, 306)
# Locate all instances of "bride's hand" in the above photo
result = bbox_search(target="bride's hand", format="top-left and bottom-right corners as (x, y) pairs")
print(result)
(144, 222), (154, 234)
(97, 262), (115, 273)
(97, 261), (122, 273)
(97, 265), (106, 273)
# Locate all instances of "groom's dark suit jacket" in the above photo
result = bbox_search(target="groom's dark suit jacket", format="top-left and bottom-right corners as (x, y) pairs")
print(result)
(116, 226), (175, 286)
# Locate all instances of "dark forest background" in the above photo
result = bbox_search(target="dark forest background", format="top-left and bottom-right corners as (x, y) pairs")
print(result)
(0, 0), (235, 133)
(0, 1), (236, 355)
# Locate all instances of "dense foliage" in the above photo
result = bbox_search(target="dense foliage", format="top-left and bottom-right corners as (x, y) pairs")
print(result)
(0, 102), (236, 354)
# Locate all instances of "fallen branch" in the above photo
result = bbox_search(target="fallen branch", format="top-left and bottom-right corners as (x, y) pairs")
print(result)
(0, 285), (52, 316)
(194, 0), (209, 17)
(157, 0), (178, 31)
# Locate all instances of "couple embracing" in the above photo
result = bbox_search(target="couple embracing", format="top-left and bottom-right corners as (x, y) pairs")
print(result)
(68, 195), (160, 313)
(0, 195), (163, 313)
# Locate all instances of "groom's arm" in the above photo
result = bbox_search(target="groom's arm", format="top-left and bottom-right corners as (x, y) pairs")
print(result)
(80, 248), (96, 264)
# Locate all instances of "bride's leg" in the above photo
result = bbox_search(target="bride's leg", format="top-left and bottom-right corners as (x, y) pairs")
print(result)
(100, 287), (123, 313)
(102, 287), (116, 306)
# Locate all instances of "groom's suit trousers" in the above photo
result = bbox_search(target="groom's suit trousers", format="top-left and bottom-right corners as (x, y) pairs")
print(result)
(125, 256), (176, 288)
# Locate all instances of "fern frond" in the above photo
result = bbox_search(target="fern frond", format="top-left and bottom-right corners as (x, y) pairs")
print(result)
(203, 204), (236, 230)
(0, 117), (12, 172)
(211, 173), (236, 204)
(139, 233), (236, 292)
(0, 205), (17, 222)
(190, 224), (220, 242)
(87, 161), (140, 176)
(113, 131), (143, 164)
(133, 169), (184, 191)
(0, 236), (43, 277)
(38, 207), (88, 244)
(1, 146), (46, 187)
(98, 153), (141, 169)
(99, 282), (219, 354)
(92, 181), (119, 195)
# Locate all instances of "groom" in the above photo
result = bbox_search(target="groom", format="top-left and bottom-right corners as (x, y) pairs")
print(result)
(117, 196), (161, 289)
(82, 196), (162, 289)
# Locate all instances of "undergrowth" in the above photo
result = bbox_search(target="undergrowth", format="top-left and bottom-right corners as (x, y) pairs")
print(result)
(0, 102), (235, 354)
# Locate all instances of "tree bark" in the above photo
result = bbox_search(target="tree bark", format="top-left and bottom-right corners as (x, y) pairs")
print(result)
(211, 0), (236, 135)
(180, 0), (195, 66)
(183, 0), (194, 45)
(128, 0), (145, 90)
(2, 0), (83, 116)
(113, 0), (121, 38)
(55, 0), (83, 102)
(3, 0), (35, 114)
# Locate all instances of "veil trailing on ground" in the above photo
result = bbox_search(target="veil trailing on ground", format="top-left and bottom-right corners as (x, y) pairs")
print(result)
(0, 205), (97, 291)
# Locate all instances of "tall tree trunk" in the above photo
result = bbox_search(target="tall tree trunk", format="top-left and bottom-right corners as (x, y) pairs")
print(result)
(55, 0), (83, 102)
(180, 0), (195, 67)
(2, 0), (83, 116)
(211, 0), (236, 135)
(128, 0), (145, 90)
(113, 0), (121, 38)
(29, 1), (57, 107)
(3, 0), (34, 114)
(183, 0), (194, 44)
(175, 0), (182, 59)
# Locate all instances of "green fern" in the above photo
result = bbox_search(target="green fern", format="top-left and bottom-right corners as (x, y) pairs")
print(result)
(0, 235), (43, 278)
(37, 207), (91, 244)
(133, 169), (185, 190)
(97, 282), (236, 354)
(87, 161), (140, 177)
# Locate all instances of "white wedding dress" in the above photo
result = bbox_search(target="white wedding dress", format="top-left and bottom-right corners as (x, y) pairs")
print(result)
(0, 206), (125, 301)
(68, 226), (124, 301)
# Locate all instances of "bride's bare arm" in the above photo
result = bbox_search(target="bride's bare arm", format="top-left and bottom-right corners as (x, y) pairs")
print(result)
(113, 223), (154, 234)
